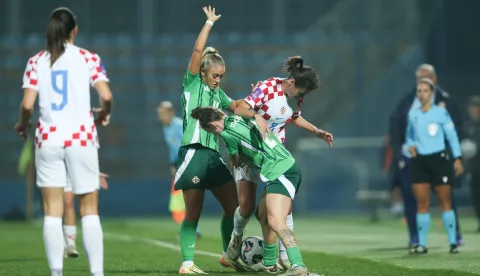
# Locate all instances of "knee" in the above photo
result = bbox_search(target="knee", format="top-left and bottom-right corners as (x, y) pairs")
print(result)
(185, 208), (202, 221)
(43, 197), (64, 217)
(64, 195), (74, 211)
(438, 198), (452, 212)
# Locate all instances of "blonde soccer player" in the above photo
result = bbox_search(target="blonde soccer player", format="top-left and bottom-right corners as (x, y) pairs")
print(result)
(14, 7), (113, 276)
(226, 57), (333, 270)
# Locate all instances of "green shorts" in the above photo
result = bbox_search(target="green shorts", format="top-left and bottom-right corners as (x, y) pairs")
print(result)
(174, 144), (233, 191)
(266, 163), (301, 199)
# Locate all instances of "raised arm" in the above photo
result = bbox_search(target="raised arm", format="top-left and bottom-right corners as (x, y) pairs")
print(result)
(187, 6), (221, 75)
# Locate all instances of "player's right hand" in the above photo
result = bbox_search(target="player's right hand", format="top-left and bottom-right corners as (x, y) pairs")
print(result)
(454, 159), (464, 176)
(254, 114), (271, 139)
(93, 107), (111, 126)
(203, 6), (221, 23)
(409, 146), (417, 158)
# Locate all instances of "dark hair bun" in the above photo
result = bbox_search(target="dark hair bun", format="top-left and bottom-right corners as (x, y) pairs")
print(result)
(283, 56), (304, 73)
(191, 107), (203, 120)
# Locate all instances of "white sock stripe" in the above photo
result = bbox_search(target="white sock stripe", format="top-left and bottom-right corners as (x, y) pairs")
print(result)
(278, 175), (296, 199)
(174, 148), (196, 184)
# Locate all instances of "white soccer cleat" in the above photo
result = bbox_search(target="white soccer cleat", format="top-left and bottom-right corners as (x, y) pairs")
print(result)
(64, 244), (79, 258)
(220, 252), (250, 272)
(226, 232), (243, 261)
(278, 258), (291, 271)
(178, 263), (207, 274)
(249, 262), (281, 274)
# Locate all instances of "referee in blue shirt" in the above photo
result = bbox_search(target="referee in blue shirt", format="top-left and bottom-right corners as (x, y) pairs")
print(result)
(158, 101), (201, 237)
(407, 78), (464, 254)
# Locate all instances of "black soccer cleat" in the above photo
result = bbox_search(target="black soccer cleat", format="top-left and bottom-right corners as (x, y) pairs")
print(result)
(449, 244), (460, 254)
(410, 245), (428, 255)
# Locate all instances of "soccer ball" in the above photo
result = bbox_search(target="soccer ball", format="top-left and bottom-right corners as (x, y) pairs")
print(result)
(461, 139), (477, 159)
(240, 236), (264, 265)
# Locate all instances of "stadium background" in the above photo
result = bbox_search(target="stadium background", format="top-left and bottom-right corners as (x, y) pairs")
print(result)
(1, 0), (479, 218)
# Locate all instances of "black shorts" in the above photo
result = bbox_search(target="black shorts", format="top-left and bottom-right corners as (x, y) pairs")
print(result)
(411, 151), (454, 186)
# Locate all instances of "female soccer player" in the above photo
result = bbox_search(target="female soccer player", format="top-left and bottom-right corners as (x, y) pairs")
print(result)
(407, 78), (463, 254)
(14, 7), (113, 276)
(227, 56), (333, 270)
(63, 173), (109, 258)
(174, 6), (244, 274)
(191, 106), (321, 276)
(157, 101), (201, 238)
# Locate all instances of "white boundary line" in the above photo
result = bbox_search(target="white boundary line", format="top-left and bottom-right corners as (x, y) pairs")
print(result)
(104, 232), (221, 258)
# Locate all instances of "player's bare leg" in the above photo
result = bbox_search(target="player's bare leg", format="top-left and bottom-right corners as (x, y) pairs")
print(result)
(63, 191), (79, 258)
(41, 187), (65, 276)
(267, 194), (314, 276)
(178, 189), (207, 274)
(249, 192), (281, 273)
(227, 179), (257, 261)
(78, 190), (104, 276)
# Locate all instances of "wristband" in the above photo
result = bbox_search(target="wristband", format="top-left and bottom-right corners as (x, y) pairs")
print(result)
(206, 20), (214, 26)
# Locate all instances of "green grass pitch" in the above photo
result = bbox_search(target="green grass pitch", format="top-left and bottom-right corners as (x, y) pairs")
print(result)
(1, 215), (479, 275)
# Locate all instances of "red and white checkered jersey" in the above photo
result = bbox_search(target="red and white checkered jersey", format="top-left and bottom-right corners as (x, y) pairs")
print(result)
(22, 44), (109, 149)
(244, 77), (303, 143)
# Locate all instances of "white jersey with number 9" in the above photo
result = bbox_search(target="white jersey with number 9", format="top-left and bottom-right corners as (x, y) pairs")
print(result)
(22, 44), (109, 194)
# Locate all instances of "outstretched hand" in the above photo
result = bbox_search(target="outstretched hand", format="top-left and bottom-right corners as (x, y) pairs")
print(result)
(203, 6), (221, 23)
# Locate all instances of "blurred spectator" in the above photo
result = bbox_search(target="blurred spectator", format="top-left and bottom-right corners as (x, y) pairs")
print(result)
(382, 135), (404, 218)
(462, 96), (480, 231)
(389, 64), (464, 246)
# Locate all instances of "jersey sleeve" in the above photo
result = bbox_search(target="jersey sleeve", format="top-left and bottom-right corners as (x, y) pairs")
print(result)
(218, 88), (233, 110)
(22, 57), (39, 90)
(442, 109), (462, 158)
(87, 53), (109, 87)
(182, 70), (199, 88)
(244, 87), (266, 109)
(221, 132), (239, 155)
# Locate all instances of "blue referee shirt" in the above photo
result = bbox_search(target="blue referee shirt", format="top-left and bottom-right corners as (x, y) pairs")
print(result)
(163, 117), (183, 164)
(406, 105), (462, 159)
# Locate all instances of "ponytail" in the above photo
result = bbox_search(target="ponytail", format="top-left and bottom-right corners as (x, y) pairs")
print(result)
(46, 7), (77, 67)
(200, 46), (225, 72)
(191, 107), (224, 129)
(282, 56), (320, 92)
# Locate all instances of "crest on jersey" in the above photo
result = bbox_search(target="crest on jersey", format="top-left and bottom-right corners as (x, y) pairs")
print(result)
(280, 107), (286, 115)
(250, 88), (263, 100)
(428, 123), (439, 136)
(192, 176), (200, 184)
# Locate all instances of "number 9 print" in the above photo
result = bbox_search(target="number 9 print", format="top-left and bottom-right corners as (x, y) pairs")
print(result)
(51, 70), (68, 111)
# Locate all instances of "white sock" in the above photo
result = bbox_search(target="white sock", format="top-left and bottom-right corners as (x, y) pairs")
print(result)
(82, 215), (104, 275)
(51, 269), (63, 276)
(63, 225), (77, 247)
(43, 216), (64, 273)
(182, 260), (194, 267)
(233, 207), (251, 236)
(278, 213), (294, 260)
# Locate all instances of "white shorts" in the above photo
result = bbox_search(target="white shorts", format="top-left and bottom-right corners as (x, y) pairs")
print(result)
(234, 160), (262, 184)
(35, 146), (100, 194)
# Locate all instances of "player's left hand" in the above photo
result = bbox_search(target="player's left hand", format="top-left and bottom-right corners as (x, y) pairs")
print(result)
(315, 129), (333, 147)
(14, 121), (31, 140)
(454, 159), (464, 176)
(99, 172), (109, 190)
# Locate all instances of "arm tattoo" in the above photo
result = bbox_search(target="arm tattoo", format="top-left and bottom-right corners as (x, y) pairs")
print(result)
(277, 227), (297, 248)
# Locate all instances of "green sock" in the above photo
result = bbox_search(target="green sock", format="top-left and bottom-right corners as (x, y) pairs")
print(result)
(180, 220), (198, 261)
(286, 246), (305, 267)
(262, 243), (277, 266)
(220, 216), (234, 252)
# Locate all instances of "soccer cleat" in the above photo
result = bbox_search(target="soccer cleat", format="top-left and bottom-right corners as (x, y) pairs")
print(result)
(449, 244), (460, 254)
(178, 263), (207, 274)
(226, 232), (243, 261)
(64, 245), (79, 258)
(410, 245), (428, 255)
(279, 265), (311, 276)
(278, 258), (291, 271)
(219, 252), (249, 272)
(249, 262), (281, 274)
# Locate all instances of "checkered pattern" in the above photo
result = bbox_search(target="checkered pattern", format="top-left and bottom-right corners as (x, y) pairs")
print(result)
(78, 48), (108, 86)
(22, 50), (46, 90)
(23, 44), (105, 150)
(245, 78), (284, 120)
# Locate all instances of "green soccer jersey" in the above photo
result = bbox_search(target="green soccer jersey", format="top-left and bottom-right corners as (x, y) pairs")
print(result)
(181, 70), (233, 151)
(221, 115), (295, 181)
